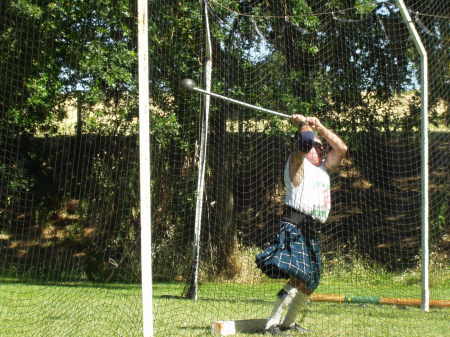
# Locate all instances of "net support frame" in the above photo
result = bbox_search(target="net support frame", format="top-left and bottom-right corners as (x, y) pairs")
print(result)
(396, 0), (430, 312)
(138, 0), (154, 335)
(189, 0), (213, 301)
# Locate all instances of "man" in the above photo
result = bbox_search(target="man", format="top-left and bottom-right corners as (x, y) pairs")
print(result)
(256, 114), (348, 335)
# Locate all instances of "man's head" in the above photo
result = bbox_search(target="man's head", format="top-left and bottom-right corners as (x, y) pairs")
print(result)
(296, 126), (325, 166)
(306, 137), (324, 166)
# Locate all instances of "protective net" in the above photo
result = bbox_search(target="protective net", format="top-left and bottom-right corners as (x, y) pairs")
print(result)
(0, 1), (448, 337)
(0, 1), (142, 336)
(152, 1), (449, 336)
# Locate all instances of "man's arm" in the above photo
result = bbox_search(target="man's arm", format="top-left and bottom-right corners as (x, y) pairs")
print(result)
(289, 115), (313, 186)
(305, 117), (348, 171)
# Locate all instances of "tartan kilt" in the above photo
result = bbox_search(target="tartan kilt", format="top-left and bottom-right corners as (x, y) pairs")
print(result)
(255, 220), (322, 291)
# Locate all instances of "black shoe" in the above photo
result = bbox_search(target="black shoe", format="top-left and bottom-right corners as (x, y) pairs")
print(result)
(264, 325), (287, 336)
(280, 323), (311, 333)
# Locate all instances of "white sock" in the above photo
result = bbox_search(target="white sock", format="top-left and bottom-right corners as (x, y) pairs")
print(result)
(280, 290), (308, 329)
(265, 284), (298, 330)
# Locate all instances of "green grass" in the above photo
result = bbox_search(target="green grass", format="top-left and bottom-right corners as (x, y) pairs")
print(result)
(1, 276), (449, 337)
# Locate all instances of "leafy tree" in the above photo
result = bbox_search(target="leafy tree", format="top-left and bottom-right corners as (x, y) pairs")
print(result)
(1, 0), (447, 281)
(207, 0), (448, 130)
(0, 0), (140, 134)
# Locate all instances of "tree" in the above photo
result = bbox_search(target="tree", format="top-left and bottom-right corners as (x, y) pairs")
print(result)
(210, 0), (448, 130)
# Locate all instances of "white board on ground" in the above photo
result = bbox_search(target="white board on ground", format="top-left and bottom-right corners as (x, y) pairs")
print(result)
(211, 319), (267, 336)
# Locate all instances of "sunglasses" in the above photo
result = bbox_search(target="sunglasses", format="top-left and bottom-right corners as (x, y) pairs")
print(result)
(313, 141), (324, 151)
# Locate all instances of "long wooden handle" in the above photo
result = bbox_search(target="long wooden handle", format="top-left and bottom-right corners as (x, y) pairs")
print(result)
(311, 293), (450, 308)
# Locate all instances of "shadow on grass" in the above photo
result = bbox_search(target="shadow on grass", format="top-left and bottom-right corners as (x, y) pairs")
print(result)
(0, 276), (139, 291)
(159, 294), (270, 305)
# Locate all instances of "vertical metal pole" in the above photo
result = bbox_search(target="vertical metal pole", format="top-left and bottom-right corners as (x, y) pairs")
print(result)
(188, 0), (213, 300)
(138, 0), (154, 335)
(396, 0), (429, 312)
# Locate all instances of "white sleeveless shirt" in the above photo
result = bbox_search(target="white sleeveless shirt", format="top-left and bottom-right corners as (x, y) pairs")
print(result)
(284, 155), (331, 223)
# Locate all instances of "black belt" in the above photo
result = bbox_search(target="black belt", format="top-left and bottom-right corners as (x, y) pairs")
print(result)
(281, 206), (320, 233)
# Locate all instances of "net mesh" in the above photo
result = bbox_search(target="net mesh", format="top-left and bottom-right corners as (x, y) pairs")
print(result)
(0, 0), (448, 337)
(1, 0), (142, 336)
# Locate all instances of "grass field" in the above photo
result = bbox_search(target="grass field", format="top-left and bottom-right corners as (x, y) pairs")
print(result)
(1, 272), (449, 337)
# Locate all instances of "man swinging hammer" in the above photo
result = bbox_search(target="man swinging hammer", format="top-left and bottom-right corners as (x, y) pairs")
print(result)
(256, 114), (348, 335)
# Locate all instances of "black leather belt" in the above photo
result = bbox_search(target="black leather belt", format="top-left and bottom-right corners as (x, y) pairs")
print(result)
(281, 206), (320, 232)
